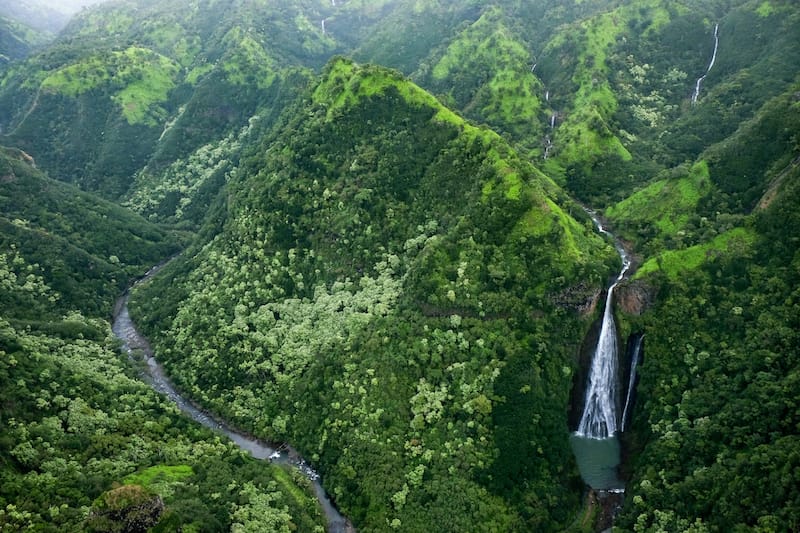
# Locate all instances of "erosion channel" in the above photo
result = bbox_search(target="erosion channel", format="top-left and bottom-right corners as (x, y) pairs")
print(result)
(112, 262), (353, 533)
(570, 209), (641, 498)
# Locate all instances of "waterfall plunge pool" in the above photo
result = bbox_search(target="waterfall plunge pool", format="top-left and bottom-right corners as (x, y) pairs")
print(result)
(570, 208), (632, 493)
(569, 434), (624, 491)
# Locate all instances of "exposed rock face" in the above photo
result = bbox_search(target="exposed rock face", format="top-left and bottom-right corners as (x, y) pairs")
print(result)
(550, 282), (603, 317)
(568, 306), (604, 431)
(615, 279), (655, 316)
(18, 150), (35, 168)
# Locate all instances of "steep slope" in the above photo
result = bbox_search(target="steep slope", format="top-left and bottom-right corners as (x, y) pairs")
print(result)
(1, 0), (799, 529)
(0, 146), (182, 318)
(0, 0), (69, 37)
(0, 146), (327, 532)
(0, 0), (341, 200)
(0, 16), (47, 62)
(539, 0), (800, 203)
(607, 84), (800, 531)
(130, 58), (619, 531)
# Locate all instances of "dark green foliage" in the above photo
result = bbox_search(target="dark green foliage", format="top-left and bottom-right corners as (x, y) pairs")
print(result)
(130, 59), (615, 531)
(0, 316), (325, 532)
(618, 213), (800, 529)
(0, 0), (799, 530)
(0, 147), (181, 317)
(703, 87), (800, 213)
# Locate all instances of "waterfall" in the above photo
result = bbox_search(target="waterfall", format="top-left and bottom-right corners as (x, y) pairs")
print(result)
(550, 113), (556, 129)
(691, 23), (719, 105)
(576, 285), (621, 437)
(321, 19), (326, 34)
(621, 334), (644, 432)
(545, 90), (550, 102)
(576, 211), (631, 439)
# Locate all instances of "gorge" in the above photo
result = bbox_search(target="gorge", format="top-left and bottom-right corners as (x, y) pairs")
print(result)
(570, 211), (634, 494)
(113, 265), (352, 533)
(1, 0), (799, 531)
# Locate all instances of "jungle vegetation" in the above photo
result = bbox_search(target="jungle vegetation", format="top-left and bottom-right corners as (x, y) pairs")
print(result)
(1, 0), (799, 531)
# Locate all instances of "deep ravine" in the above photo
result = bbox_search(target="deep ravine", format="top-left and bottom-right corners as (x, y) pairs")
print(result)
(569, 209), (634, 497)
(112, 263), (353, 533)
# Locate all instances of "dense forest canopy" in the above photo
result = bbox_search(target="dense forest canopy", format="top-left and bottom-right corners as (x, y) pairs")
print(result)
(1, 0), (799, 531)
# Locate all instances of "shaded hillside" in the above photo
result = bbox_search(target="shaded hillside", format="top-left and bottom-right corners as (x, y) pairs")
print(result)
(130, 58), (619, 532)
(0, 16), (45, 62)
(0, 145), (328, 532)
(0, 146), (181, 318)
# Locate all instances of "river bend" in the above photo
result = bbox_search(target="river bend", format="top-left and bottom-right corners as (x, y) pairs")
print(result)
(112, 264), (352, 533)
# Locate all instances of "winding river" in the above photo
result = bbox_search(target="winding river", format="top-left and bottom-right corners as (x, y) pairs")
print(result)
(112, 263), (352, 533)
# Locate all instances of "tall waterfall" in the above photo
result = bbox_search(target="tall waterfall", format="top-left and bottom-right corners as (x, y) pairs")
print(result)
(691, 23), (720, 105)
(576, 212), (631, 439)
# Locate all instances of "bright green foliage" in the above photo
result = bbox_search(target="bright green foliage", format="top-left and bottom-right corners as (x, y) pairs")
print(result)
(126, 122), (252, 225)
(606, 160), (712, 247)
(755, 1), (775, 17)
(41, 47), (179, 125)
(124, 464), (193, 484)
(131, 59), (616, 532)
(548, 9), (631, 166)
(635, 226), (756, 280)
(313, 58), (460, 125)
(428, 8), (542, 136)
(230, 482), (294, 533)
(221, 27), (278, 89)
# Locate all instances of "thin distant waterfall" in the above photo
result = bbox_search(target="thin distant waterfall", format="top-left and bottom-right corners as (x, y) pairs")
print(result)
(621, 334), (644, 432)
(692, 23), (720, 105)
(576, 211), (631, 439)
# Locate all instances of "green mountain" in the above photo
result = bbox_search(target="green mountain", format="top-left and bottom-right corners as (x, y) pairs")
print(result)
(0, 146), (181, 319)
(0, 0), (798, 531)
(130, 57), (618, 531)
(0, 16), (45, 62)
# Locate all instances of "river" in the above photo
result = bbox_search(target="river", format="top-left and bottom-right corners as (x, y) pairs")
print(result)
(112, 263), (352, 533)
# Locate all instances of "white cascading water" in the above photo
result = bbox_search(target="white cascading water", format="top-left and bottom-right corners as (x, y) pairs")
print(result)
(691, 23), (720, 105)
(576, 212), (631, 439)
(621, 334), (644, 433)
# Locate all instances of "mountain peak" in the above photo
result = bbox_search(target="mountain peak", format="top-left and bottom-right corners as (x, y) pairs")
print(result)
(313, 56), (461, 125)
